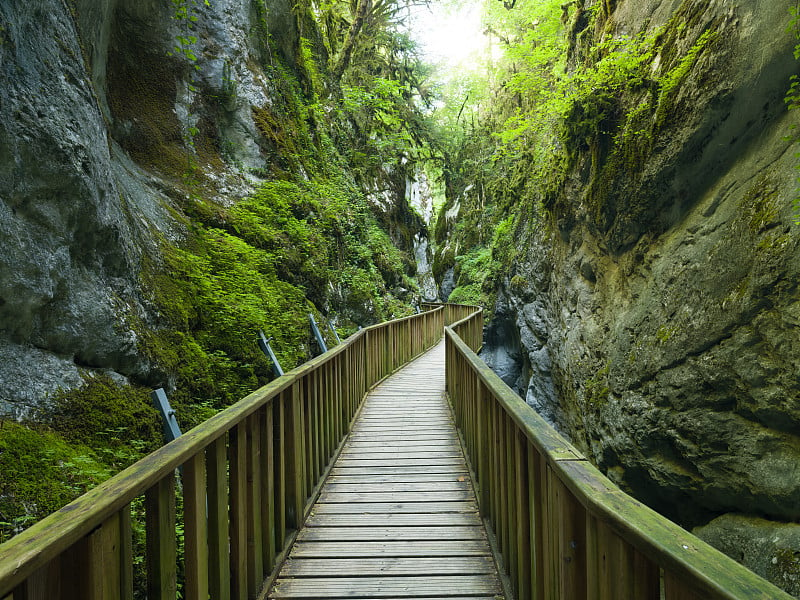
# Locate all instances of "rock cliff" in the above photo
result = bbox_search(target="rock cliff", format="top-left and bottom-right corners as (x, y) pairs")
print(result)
(0, 0), (430, 417)
(439, 0), (800, 591)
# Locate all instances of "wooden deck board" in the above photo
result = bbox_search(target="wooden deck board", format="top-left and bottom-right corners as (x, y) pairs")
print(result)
(280, 556), (497, 576)
(296, 526), (486, 541)
(268, 340), (504, 599)
(271, 576), (502, 598)
(304, 513), (482, 527)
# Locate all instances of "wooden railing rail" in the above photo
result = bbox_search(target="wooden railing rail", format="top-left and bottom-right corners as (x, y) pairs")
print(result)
(421, 302), (482, 342)
(445, 308), (793, 600)
(0, 307), (445, 600)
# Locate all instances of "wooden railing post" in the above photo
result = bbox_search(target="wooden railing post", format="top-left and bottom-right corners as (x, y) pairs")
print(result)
(285, 382), (306, 530)
(229, 423), (248, 600)
(145, 475), (177, 600)
(246, 413), (264, 595)
(183, 453), (209, 600)
(207, 435), (231, 600)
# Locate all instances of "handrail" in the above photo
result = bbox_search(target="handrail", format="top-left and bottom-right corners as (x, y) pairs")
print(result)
(445, 307), (793, 600)
(0, 306), (445, 599)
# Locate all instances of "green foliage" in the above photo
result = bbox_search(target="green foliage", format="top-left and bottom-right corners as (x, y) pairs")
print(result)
(0, 421), (111, 542)
(141, 174), (418, 422)
(447, 246), (496, 306)
(44, 374), (161, 459)
(584, 362), (611, 410)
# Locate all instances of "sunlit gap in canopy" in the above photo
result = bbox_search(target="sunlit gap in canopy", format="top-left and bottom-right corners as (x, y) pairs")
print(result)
(403, 0), (488, 71)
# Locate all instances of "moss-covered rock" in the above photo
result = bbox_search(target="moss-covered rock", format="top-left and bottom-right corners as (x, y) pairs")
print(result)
(0, 421), (111, 543)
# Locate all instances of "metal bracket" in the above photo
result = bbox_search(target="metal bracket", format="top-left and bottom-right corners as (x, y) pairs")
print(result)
(258, 330), (285, 377)
(151, 388), (182, 443)
(309, 313), (328, 354)
(328, 320), (341, 344)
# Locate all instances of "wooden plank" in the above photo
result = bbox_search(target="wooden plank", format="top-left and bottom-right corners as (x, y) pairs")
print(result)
(305, 513), (481, 527)
(183, 453), (209, 600)
(331, 464), (468, 474)
(322, 481), (471, 493)
(289, 540), (491, 558)
(327, 473), (471, 484)
(270, 575), (502, 597)
(296, 526), (487, 541)
(311, 501), (479, 514)
(207, 436), (231, 600)
(338, 451), (464, 460)
(342, 443), (462, 452)
(346, 434), (456, 442)
(334, 458), (467, 468)
(280, 556), (497, 577)
(318, 491), (473, 503)
(145, 475), (177, 600)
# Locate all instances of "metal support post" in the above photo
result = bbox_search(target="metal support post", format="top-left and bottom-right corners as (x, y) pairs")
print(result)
(258, 330), (285, 377)
(309, 313), (328, 354)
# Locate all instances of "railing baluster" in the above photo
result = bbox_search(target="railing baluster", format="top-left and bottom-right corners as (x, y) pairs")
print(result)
(286, 382), (306, 529)
(183, 453), (209, 600)
(515, 429), (531, 600)
(505, 413), (517, 586)
(120, 505), (134, 600)
(529, 445), (544, 600)
(276, 394), (288, 547)
(261, 407), (276, 572)
(229, 423), (248, 600)
(12, 558), (59, 599)
(207, 435), (231, 600)
(145, 475), (177, 600)
(664, 571), (708, 600)
(246, 413), (264, 594)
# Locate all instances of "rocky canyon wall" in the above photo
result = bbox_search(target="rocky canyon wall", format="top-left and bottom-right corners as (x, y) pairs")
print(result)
(475, 0), (800, 592)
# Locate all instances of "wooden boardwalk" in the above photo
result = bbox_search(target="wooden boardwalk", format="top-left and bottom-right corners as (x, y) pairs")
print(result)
(269, 340), (504, 599)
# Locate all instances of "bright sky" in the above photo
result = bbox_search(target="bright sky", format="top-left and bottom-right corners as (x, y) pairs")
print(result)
(406, 1), (487, 69)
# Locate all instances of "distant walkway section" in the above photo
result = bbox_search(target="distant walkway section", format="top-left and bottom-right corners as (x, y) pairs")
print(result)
(269, 340), (504, 599)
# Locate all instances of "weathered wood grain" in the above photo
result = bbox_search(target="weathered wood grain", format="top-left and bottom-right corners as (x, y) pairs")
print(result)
(296, 526), (486, 541)
(271, 575), (502, 598)
(268, 340), (503, 600)
(280, 556), (497, 576)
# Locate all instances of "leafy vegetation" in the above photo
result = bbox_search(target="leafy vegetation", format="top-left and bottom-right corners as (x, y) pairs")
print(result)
(2, 0), (443, 541)
(432, 0), (728, 294)
(0, 421), (112, 542)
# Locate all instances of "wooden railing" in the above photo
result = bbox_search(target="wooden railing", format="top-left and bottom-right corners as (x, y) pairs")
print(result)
(0, 307), (444, 600)
(421, 302), (482, 344)
(445, 306), (794, 600)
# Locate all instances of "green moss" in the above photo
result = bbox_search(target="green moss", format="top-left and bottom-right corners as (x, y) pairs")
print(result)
(448, 283), (484, 305)
(106, 35), (186, 176)
(655, 325), (678, 344)
(0, 421), (111, 542)
(585, 363), (611, 409)
(44, 374), (161, 456)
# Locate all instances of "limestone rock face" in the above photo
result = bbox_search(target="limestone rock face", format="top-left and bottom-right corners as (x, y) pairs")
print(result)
(0, 0), (167, 415)
(694, 514), (800, 596)
(491, 0), (800, 555)
(0, 0), (431, 414)
(0, 0), (301, 412)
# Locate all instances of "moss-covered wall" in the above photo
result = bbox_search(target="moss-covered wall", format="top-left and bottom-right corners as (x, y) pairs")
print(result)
(0, 0), (433, 539)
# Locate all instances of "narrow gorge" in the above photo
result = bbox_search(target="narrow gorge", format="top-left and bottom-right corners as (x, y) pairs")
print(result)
(1, 0), (799, 595)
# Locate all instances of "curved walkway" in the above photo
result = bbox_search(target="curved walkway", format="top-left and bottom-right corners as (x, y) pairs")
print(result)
(269, 340), (504, 599)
